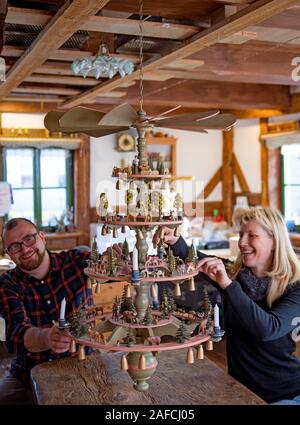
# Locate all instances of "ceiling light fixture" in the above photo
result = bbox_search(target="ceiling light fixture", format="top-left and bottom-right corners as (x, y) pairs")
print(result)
(71, 43), (135, 79)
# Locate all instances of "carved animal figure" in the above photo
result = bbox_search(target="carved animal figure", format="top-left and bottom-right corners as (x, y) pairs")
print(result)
(147, 336), (161, 345)
(122, 310), (137, 323)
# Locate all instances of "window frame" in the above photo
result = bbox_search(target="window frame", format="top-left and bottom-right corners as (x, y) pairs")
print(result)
(2, 147), (74, 231)
(281, 147), (300, 220)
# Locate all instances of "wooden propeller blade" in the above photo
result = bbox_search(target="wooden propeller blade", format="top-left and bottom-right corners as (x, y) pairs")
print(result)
(147, 105), (182, 122)
(161, 125), (208, 133)
(84, 126), (130, 138)
(44, 111), (65, 132)
(160, 113), (236, 130)
(152, 110), (220, 125)
(99, 104), (139, 127)
(59, 107), (105, 128)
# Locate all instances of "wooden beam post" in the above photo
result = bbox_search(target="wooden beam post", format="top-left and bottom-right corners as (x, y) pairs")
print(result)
(268, 148), (282, 211)
(260, 118), (269, 207)
(222, 129), (234, 224)
(74, 135), (90, 246)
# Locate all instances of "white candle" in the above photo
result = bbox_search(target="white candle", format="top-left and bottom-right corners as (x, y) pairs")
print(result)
(214, 304), (219, 327)
(151, 283), (158, 301)
(59, 297), (66, 320)
(132, 247), (139, 271)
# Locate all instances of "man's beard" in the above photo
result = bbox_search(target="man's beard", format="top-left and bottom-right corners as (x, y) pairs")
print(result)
(18, 248), (46, 271)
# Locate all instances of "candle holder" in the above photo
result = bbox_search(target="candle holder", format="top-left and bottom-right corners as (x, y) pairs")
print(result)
(131, 269), (141, 284)
(58, 318), (69, 330)
(212, 325), (225, 342)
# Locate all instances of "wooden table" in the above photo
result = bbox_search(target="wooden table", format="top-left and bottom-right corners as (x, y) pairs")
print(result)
(30, 351), (265, 405)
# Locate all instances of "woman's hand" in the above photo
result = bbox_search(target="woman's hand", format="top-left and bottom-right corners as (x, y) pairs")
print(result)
(196, 257), (232, 289)
(152, 226), (180, 248)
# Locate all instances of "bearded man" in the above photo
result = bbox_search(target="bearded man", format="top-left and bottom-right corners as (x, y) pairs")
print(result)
(0, 218), (92, 404)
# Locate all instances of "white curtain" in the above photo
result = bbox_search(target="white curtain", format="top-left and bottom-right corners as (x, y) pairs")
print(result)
(0, 137), (81, 149)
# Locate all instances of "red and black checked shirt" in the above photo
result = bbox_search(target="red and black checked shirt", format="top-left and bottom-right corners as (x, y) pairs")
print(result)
(0, 249), (93, 387)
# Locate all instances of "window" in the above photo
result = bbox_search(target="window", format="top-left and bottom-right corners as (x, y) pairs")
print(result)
(281, 145), (300, 221)
(3, 148), (73, 229)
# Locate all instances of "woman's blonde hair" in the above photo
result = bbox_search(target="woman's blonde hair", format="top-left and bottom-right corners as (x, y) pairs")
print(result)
(230, 207), (300, 307)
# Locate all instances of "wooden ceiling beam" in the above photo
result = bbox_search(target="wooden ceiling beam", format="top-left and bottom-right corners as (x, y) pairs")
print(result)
(6, 7), (199, 40)
(61, 0), (300, 109)
(0, 0), (111, 100)
(92, 78), (289, 110)
(0, 0), (7, 54)
(0, 100), (283, 118)
(159, 66), (295, 86)
(214, 1), (253, 3)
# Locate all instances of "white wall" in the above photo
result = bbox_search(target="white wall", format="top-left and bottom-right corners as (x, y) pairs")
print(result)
(234, 119), (261, 194)
(2, 113), (45, 129)
(90, 120), (262, 207)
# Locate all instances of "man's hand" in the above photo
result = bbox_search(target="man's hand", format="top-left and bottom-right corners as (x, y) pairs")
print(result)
(196, 257), (232, 289)
(48, 326), (72, 354)
(24, 325), (72, 353)
(152, 226), (180, 248)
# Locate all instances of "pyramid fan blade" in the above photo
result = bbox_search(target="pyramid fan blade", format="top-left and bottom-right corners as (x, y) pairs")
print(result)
(162, 125), (208, 133)
(44, 111), (65, 132)
(152, 110), (220, 125)
(85, 126), (130, 138)
(98, 104), (139, 127)
(160, 113), (236, 130)
(147, 105), (182, 122)
(59, 107), (105, 128)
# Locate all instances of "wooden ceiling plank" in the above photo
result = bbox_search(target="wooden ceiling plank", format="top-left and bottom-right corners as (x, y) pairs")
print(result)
(13, 86), (81, 96)
(159, 67), (295, 86)
(1, 45), (140, 63)
(0, 0), (112, 100)
(6, 7), (199, 41)
(61, 0), (300, 109)
(4, 95), (63, 103)
(81, 15), (199, 40)
(24, 74), (98, 86)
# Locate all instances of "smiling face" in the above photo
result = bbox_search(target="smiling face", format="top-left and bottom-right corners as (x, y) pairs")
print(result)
(238, 219), (275, 277)
(4, 220), (47, 271)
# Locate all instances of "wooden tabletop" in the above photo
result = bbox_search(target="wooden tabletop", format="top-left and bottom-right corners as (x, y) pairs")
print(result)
(30, 350), (265, 405)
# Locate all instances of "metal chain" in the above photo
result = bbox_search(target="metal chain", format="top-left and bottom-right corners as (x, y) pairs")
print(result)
(138, 0), (144, 113)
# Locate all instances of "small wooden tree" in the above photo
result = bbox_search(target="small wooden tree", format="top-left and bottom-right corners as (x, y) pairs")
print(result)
(108, 246), (117, 275)
(112, 296), (121, 320)
(167, 247), (176, 275)
(148, 154), (154, 171)
(168, 293), (177, 312)
(142, 306), (153, 326)
(176, 322), (191, 343)
(173, 193), (183, 210)
(125, 330), (136, 347)
(188, 244), (197, 264)
(90, 236), (99, 264)
(122, 239), (130, 259)
(157, 238), (166, 259)
(160, 289), (171, 318)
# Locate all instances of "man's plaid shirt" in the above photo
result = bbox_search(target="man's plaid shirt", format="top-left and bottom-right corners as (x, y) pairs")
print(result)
(0, 249), (93, 387)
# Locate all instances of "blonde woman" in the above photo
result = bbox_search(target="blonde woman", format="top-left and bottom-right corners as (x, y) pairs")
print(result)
(154, 207), (300, 404)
